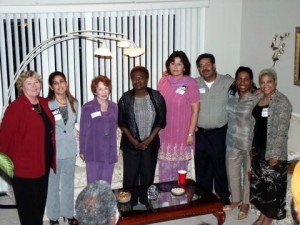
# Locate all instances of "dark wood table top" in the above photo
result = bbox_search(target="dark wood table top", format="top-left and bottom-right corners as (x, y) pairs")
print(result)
(115, 179), (225, 225)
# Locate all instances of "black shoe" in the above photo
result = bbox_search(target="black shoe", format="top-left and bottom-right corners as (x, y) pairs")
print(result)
(67, 217), (78, 225)
(63, 217), (78, 225)
(221, 198), (231, 206)
(49, 220), (59, 225)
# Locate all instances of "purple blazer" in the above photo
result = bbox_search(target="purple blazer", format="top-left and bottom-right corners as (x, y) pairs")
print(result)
(79, 98), (118, 163)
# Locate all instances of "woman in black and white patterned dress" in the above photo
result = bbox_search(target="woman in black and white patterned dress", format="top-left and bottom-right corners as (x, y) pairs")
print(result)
(250, 68), (292, 225)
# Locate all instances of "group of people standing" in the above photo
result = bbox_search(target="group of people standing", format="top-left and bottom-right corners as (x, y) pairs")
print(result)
(0, 51), (293, 225)
(222, 64), (292, 225)
(197, 54), (292, 225)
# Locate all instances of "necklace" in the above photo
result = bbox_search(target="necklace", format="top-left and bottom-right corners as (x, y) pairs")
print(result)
(259, 97), (269, 106)
(32, 103), (42, 113)
(56, 97), (67, 106)
(259, 92), (275, 106)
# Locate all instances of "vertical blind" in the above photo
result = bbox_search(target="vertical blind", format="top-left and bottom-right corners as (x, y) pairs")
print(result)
(0, 4), (207, 117)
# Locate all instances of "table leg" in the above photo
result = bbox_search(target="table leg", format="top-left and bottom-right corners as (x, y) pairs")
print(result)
(213, 210), (226, 225)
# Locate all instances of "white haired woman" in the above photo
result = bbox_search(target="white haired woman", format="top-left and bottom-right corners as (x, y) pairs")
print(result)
(250, 68), (292, 225)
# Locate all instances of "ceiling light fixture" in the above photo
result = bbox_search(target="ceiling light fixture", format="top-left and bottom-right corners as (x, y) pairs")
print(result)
(94, 41), (112, 57)
(1, 30), (144, 117)
(123, 41), (144, 57)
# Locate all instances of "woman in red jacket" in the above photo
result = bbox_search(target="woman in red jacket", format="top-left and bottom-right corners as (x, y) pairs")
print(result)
(0, 71), (56, 225)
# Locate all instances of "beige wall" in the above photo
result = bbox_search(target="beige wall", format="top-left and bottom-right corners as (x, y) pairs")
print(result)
(240, 0), (300, 113)
(288, 113), (300, 160)
(204, 0), (242, 77)
(204, 0), (300, 113)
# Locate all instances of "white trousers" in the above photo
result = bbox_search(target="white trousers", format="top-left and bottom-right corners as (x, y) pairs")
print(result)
(226, 148), (251, 204)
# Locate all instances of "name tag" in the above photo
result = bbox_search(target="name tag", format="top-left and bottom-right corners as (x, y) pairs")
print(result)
(91, 111), (101, 118)
(176, 86), (187, 95)
(261, 108), (268, 117)
(52, 109), (62, 121)
(54, 114), (62, 121)
(199, 88), (206, 94)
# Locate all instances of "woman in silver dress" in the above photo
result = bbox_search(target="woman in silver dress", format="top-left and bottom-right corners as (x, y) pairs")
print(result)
(225, 66), (258, 220)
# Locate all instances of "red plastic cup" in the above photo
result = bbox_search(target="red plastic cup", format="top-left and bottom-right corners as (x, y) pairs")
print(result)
(178, 170), (187, 185)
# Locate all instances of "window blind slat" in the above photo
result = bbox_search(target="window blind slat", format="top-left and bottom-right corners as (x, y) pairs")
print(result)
(0, 6), (206, 117)
(5, 14), (15, 99)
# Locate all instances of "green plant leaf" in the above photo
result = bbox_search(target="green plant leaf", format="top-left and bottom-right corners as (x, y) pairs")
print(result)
(0, 152), (14, 178)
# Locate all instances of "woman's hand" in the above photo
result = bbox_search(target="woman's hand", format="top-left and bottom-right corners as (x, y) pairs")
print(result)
(136, 142), (147, 150)
(131, 138), (140, 149)
(137, 137), (152, 150)
(141, 137), (152, 148)
(80, 154), (85, 161)
(186, 135), (194, 146)
(269, 157), (278, 167)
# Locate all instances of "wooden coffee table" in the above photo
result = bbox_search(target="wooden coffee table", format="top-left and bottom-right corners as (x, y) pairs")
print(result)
(115, 179), (225, 225)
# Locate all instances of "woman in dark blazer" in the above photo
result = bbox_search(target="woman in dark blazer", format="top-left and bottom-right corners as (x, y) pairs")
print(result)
(0, 71), (56, 225)
(118, 66), (167, 206)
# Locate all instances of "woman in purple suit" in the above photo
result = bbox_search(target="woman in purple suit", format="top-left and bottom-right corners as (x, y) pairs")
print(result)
(79, 75), (118, 184)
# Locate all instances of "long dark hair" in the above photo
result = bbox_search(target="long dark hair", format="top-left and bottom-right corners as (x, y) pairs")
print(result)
(228, 66), (257, 95)
(47, 71), (77, 113)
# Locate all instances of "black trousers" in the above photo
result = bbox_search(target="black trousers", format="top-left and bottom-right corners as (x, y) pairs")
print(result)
(194, 125), (230, 200)
(122, 145), (158, 206)
(12, 173), (49, 225)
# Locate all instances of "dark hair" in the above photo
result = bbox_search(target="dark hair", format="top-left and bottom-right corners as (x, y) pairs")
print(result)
(235, 66), (254, 80)
(130, 66), (149, 79)
(228, 66), (258, 95)
(165, 51), (191, 76)
(91, 75), (112, 94)
(47, 71), (77, 113)
(196, 53), (215, 67)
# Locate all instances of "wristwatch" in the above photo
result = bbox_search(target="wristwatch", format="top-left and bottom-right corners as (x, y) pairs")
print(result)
(188, 133), (194, 137)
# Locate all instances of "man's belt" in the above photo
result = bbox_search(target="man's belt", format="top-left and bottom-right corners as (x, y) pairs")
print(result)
(197, 124), (227, 132)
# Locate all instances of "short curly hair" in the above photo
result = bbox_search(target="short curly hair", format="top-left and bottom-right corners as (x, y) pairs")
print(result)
(130, 66), (149, 79)
(258, 68), (277, 84)
(75, 180), (117, 225)
(91, 75), (112, 95)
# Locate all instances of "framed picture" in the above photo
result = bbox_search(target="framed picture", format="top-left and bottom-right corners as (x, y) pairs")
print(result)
(294, 27), (300, 86)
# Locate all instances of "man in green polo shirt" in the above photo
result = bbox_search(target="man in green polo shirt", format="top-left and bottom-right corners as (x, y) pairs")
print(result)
(194, 53), (233, 206)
